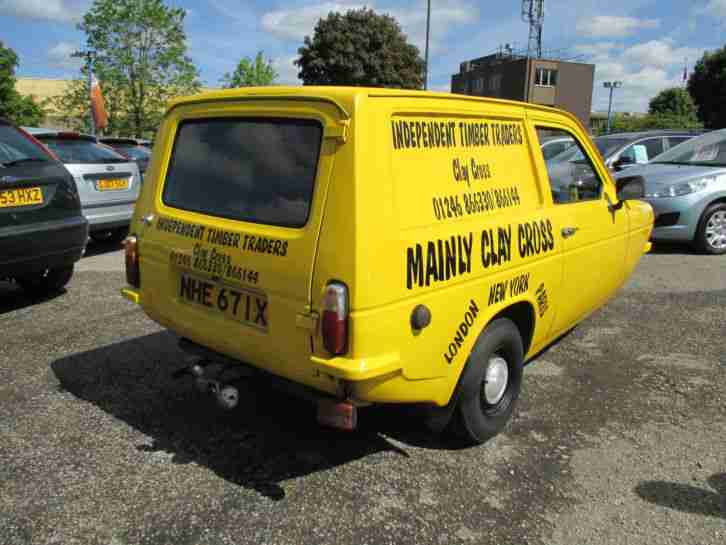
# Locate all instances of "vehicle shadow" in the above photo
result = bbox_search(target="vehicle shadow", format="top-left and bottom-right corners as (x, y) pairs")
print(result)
(0, 281), (65, 314)
(635, 473), (726, 519)
(648, 242), (697, 255)
(83, 238), (124, 258)
(51, 331), (412, 500)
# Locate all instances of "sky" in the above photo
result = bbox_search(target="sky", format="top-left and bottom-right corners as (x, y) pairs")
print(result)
(1, 0), (724, 113)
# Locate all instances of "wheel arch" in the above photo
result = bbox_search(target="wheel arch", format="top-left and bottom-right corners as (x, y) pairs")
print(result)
(489, 300), (536, 358)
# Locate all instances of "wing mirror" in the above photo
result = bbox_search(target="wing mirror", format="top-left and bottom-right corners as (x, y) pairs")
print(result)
(612, 155), (635, 171)
(608, 176), (646, 212)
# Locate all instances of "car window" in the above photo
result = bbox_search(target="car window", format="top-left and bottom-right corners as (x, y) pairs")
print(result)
(115, 145), (150, 160)
(542, 141), (573, 160)
(0, 125), (52, 164)
(650, 130), (726, 167)
(667, 136), (690, 149)
(38, 137), (127, 164)
(641, 138), (664, 160)
(537, 128), (603, 204)
(163, 117), (323, 228)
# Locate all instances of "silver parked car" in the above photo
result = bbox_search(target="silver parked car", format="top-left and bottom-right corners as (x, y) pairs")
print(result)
(550, 130), (705, 172)
(25, 128), (141, 243)
(614, 129), (726, 254)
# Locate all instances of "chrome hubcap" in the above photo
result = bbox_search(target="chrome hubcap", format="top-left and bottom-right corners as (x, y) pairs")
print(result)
(483, 356), (509, 405)
(705, 211), (726, 249)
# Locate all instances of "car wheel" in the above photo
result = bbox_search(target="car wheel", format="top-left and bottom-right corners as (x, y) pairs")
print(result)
(90, 227), (129, 245)
(449, 318), (524, 445)
(17, 265), (74, 296)
(695, 203), (726, 255)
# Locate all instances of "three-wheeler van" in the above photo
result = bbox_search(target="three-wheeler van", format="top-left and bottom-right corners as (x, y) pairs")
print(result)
(122, 87), (653, 444)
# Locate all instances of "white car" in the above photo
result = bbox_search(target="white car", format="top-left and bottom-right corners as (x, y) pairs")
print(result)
(25, 128), (141, 243)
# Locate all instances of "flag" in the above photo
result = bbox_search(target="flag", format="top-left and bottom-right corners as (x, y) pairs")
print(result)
(89, 70), (108, 131)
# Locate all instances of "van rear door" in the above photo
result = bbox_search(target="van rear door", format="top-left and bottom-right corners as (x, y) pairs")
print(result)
(137, 99), (346, 383)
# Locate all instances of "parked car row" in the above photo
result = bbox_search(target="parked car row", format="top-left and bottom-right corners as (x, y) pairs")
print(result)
(0, 120), (150, 295)
(542, 128), (726, 254)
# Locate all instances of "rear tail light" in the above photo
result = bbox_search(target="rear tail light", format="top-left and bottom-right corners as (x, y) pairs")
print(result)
(322, 282), (349, 356)
(124, 235), (140, 288)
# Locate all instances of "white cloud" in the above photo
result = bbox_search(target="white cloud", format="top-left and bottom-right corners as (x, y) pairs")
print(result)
(0, 0), (87, 23)
(576, 15), (660, 38)
(47, 42), (82, 70)
(272, 55), (301, 85)
(582, 39), (704, 112)
(260, 1), (479, 53)
(622, 40), (703, 70)
(700, 0), (726, 17)
(261, 2), (365, 41)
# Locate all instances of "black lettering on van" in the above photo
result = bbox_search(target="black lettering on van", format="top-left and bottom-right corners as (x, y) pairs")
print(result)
(443, 299), (480, 364)
(517, 219), (556, 258)
(481, 225), (512, 269)
(406, 233), (473, 290)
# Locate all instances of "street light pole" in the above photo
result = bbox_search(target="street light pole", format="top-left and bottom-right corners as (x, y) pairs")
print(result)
(424, 0), (431, 90)
(604, 81), (622, 134)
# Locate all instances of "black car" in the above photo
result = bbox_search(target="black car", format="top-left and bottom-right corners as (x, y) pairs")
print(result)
(0, 119), (88, 295)
(98, 137), (151, 177)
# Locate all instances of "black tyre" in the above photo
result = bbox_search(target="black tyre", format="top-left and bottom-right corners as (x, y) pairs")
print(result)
(695, 203), (726, 255)
(17, 265), (74, 296)
(449, 318), (524, 445)
(90, 227), (129, 245)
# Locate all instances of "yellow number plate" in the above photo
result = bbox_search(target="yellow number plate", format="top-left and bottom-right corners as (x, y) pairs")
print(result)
(178, 274), (268, 330)
(0, 187), (43, 208)
(97, 178), (129, 191)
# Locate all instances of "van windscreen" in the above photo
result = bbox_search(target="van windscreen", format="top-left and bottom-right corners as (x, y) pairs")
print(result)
(162, 117), (323, 228)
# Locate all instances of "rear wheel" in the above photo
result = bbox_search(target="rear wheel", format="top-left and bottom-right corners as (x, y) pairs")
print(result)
(90, 227), (129, 245)
(449, 318), (524, 445)
(695, 203), (726, 255)
(17, 265), (74, 296)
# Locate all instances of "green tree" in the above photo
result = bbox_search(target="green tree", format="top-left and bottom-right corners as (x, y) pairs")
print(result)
(221, 52), (278, 88)
(599, 112), (703, 136)
(296, 8), (424, 88)
(648, 87), (698, 118)
(0, 41), (45, 126)
(57, 0), (201, 137)
(688, 46), (726, 129)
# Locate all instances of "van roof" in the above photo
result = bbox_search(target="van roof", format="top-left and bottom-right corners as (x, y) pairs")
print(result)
(167, 86), (576, 125)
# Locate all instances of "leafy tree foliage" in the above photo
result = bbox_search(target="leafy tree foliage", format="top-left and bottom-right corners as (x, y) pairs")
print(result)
(688, 46), (726, 129)
(296, 8), (424, 88)
(598, 112), (703, 136)
(56, 0), (200, 137)
(221, 52), (278, 88)
(0, 41), (45, 126)
(648, 87), (698, 119)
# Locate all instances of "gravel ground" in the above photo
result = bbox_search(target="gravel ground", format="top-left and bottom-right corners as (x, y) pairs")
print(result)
(0, 241), (724, 545)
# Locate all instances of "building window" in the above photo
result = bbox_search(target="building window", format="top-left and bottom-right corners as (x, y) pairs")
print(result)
(489, 74), (502, 92)
(535, 68), (558, 87)
(472, 77), (484, 93)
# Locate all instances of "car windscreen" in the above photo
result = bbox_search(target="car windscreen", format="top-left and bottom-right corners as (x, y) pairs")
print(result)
(650, 130), (726, 167)
(0, 125), (52, 165)
(114, 145), (150, 160)
(39, 137), (128, 164)
(594, 137), (631, 159)
(162, 117), (323, 228)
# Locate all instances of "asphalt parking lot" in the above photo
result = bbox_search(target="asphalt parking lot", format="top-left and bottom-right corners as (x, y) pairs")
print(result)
(1, 242), (724, 545)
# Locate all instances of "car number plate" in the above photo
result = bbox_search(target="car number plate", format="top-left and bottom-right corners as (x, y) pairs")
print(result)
(97, 178), (129, 191)
(178, 273), (268, 330)
(0, 187), (43, 208)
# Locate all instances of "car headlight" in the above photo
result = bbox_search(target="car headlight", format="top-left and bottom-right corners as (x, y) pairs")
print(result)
(644, 177), (716, 198)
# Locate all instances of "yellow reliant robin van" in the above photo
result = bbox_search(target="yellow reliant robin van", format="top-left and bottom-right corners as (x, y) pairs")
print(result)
(121, 87), (653, 444)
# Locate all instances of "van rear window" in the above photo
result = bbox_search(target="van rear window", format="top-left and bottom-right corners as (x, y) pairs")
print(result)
(162, 118), (323, 228)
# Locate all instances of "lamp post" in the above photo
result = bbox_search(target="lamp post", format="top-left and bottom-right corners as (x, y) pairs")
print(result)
(424, 0), (431, 90)
(603, 81), (622, 134)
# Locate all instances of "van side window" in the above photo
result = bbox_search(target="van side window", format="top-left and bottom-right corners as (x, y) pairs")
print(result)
(535, 128), (603, 204)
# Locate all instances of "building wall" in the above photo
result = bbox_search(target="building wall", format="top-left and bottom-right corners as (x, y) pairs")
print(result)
(451, 57), (594, 127)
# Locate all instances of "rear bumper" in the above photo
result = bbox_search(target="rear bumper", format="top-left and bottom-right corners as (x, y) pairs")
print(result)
(0, 216), (88, 277)
(83, 200), (135, 231)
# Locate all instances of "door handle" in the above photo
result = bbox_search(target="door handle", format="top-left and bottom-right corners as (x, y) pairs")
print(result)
(561, 226), (579, 238)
